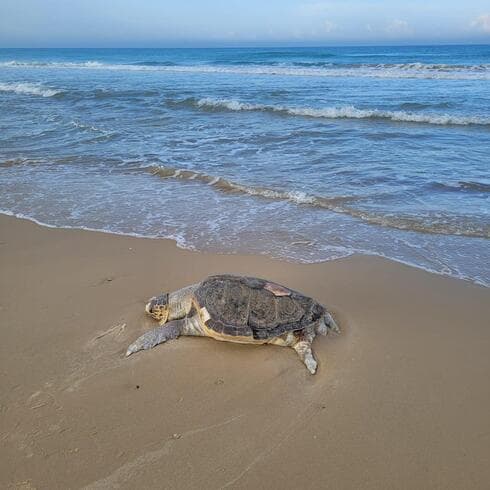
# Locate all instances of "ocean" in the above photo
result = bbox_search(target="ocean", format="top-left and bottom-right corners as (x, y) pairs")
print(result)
(0, 46), (489, 285)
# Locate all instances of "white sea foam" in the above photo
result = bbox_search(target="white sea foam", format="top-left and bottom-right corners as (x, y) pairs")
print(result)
(0, 82), (61, 97)
(2, 60), (490, 80)
(193, 98), (490, 126)
(69, 120), (109, 133)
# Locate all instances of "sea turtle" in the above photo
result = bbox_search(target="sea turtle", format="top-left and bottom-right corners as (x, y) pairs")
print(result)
(126, 275), (339, 374)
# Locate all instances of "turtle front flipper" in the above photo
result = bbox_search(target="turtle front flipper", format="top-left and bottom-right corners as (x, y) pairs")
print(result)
(126, 320), (184, 357)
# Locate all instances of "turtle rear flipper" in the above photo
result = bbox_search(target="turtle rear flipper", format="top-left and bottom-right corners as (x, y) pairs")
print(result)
(325, 312), (340, 334)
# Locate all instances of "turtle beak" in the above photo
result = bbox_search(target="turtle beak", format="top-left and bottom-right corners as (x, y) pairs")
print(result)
(145, 298), (155, 315)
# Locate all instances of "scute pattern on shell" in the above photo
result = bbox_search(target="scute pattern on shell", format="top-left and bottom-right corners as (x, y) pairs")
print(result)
(194, 275), (325, 339)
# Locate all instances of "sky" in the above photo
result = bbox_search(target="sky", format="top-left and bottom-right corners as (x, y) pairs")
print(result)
(1, 0), (490, 47)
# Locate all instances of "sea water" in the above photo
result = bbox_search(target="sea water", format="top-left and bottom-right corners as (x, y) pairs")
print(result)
(0, 46), (489, 285)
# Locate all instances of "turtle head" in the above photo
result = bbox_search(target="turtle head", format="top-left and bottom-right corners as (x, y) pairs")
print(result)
(145, 294), (170, 323)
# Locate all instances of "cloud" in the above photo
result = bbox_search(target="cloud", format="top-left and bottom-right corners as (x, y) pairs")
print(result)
(471, 13), (490, 33)
(324, 19), (336, 33)
(298, 2), (332, 16)
(385, 19), (412, 35)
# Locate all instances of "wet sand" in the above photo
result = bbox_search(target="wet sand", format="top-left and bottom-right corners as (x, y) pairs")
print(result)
(1, 213), (489, 489)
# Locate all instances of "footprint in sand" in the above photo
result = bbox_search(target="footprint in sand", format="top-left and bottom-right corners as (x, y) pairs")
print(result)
(27, 390), (54, 410)
(90, 276), (116, 287)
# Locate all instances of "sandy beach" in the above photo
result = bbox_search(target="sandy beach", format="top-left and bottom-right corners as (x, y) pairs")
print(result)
(0, 213), (488, 489)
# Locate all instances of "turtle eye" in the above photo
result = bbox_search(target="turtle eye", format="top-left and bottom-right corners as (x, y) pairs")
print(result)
(155, 294), (168, 306)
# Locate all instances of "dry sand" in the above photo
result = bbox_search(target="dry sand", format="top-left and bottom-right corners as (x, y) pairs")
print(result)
(1, 213), (489, 489)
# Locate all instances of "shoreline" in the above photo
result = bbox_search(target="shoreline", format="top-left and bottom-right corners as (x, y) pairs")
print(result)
(1, 210), (487, 288)
(1, 213), (489, 489)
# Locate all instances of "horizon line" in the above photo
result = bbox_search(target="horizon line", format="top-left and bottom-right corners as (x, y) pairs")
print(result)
(1, 41), (490, 50)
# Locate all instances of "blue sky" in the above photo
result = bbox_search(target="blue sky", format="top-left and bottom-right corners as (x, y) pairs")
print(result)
(1, 0), (490, 47)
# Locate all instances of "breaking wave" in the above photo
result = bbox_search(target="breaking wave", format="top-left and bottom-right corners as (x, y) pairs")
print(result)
(146, 164), (490, 238)
(177, 97), (490, 126)
(0, 82), (62, 97)
(357, 62), (489, 72)
(2, 60), (490, 80)
(146, 164), (351, 208)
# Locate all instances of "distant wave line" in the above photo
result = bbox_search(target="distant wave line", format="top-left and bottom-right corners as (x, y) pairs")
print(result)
(1, 60), (489, 80)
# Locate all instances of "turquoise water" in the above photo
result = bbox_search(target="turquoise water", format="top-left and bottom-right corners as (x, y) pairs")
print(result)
(0, 46), (489, 285)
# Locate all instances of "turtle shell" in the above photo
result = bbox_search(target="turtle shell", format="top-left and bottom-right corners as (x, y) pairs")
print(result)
(193, 275), (325, 340)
